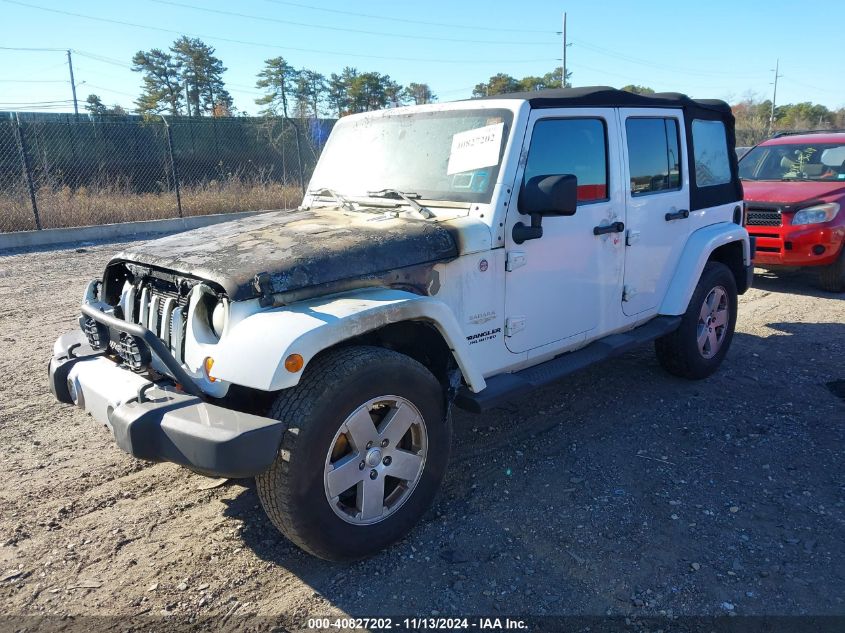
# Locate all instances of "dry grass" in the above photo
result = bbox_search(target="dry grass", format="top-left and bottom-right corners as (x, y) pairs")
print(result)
(0, 176), (303, 233)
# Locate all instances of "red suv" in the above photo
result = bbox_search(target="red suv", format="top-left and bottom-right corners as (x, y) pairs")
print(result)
(739, 131), (845, 291)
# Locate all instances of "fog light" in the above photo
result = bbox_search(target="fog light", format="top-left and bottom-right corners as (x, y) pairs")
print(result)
(204, 356), (217, 382)
(284, 353), (304, 373)
(118, 333), (150, 371)
(812, 245), (826, 255)
(82, 316), (109, 351)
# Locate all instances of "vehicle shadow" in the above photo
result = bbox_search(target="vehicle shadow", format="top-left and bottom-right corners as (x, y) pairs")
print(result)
(751, 266), (842, 299)
(220, 319), (845, 618)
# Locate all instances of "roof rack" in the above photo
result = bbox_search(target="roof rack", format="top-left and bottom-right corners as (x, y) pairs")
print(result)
(771, 129), (845, 138)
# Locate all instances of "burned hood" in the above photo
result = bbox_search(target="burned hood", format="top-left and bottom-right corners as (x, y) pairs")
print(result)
(112, 209), (458, 301)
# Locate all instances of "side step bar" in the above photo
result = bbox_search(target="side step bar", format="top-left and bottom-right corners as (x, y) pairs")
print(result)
(454, 315), (681, 413)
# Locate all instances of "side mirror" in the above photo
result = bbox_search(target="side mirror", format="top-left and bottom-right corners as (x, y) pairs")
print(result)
(513, 174), (578, 244)
(519, 174), (578, 216)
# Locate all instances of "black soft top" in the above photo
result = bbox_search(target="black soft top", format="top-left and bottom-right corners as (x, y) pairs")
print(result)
(480, 85), (731, 116)
(480, 86), (741, 211)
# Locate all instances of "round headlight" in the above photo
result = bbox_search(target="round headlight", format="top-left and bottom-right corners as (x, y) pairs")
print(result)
(211, 300), (226, 338)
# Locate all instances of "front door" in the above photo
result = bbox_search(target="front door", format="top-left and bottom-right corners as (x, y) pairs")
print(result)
(619, 109), (691, 316)
(504, 109), (625, 354)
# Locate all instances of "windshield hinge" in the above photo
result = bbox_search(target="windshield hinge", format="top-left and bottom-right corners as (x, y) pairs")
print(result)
(505, 251), (527, 272)
(504, 316), (526, 337)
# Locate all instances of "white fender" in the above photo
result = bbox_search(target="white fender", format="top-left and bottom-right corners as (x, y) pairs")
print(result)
(210, 287), (486, 393)
(660, 223), (751, 316)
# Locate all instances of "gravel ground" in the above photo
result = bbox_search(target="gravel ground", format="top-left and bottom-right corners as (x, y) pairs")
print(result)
(0, 239), (843, 630)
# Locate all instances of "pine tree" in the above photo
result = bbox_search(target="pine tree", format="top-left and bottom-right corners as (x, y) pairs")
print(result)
(404, 83), (436, 105)
(171, 36), (232, 116)
(255, 57), (300, 118)
(131, 49), (183, 115)
(293, 70), (327, 119)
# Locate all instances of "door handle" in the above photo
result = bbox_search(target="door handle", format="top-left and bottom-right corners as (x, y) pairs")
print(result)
(593, 221), (625, 235)
(665, 209), (690, 221)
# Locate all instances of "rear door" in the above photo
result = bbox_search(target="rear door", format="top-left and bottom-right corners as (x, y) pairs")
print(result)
(619, 109), (691, 316)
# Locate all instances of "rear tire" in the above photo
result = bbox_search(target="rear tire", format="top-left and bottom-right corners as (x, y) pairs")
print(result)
(655, 262), (738, 380)
(256, 346), (450, 561)
(818, 247), (845, 292)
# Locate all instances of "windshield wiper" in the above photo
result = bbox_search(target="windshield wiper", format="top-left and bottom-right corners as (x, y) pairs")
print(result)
(366, 189), (433, 219)
(307, 187), (355, 211)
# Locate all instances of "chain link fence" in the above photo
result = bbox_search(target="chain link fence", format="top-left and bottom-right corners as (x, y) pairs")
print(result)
(0, 113), (335, 233)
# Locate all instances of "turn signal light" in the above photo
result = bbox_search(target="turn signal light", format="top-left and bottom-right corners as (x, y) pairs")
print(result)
(284, 353), (304, 373)
(204, 356), (217, 382)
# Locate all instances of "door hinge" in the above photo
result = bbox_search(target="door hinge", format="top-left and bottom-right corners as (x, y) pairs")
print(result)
(625, 230), (641, 246)
(504, 316), (526, 337)
(505, 251), (527, 271)
(622, 285), (637, 302)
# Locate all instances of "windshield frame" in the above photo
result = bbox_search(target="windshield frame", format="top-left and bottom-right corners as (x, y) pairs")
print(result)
(739, 141), (845, 182)
(307, 104), (518, 206)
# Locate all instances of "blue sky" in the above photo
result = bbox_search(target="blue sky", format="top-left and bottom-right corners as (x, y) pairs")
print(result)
(0, 0), (842, 114)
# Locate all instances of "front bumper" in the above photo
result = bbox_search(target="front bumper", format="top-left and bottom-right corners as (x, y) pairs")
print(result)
(749, 224), (844, 267)
(49, 330), (285, 478)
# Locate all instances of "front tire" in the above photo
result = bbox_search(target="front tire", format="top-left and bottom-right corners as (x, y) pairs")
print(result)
(655, 262), (738, 379)
(818, 247), (845, 292)
(256, 346), (450, 561)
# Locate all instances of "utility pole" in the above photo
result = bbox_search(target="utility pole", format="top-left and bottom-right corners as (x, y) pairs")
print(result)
(185, 79), (191, 117)
(66, 49), (79, 118)
(768, 58), (782, 136)
(562, 12), (567, 88)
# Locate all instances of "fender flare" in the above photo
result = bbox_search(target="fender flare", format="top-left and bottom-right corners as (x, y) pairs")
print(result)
(210, 287), (486, 393)
(660, 223), (751, 316)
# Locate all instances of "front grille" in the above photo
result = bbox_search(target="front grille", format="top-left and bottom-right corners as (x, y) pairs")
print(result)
(746, 208), (782, 227)
(120, 277), (189, 364)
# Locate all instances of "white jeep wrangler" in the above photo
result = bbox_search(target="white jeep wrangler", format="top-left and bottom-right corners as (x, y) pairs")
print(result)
(49, 87), (754, 561)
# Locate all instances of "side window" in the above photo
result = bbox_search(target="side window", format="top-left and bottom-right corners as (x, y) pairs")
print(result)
(692, 119), (731, 186)
(626, 118), (681, 196)
(522, 118), (608, 205)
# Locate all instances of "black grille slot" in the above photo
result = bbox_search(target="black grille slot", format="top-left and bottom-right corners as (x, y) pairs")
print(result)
(746, 208), (782, 227)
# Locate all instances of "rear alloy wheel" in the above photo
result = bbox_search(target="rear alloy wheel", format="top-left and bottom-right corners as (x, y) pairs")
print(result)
(256, 346), (450, 561)
(697, 286), (730, 359)
(655, 262), (738, 379)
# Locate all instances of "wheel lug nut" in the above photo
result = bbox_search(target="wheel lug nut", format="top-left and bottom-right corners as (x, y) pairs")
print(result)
(359, 461), (365, 470)
(381, 439), (389, 447)
(383, 456), (392, 466)
(369, 469), (378, 480)
(366, 441), (373, 449)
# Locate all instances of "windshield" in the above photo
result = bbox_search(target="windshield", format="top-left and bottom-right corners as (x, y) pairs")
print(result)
(739, 141), (845, 181)
(309, 108), (514, 204)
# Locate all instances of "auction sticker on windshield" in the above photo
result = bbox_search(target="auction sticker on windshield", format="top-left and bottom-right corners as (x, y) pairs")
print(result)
(447, 122), (504, 175)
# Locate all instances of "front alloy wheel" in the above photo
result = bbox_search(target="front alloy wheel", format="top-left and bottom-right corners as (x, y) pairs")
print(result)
(324, 396), (428, 525)
(256, 346), (450, 561)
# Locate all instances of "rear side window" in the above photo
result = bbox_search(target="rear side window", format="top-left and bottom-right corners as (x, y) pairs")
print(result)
(522, 118), (608, 204)
(626, 118), (681, 195)
(692, 120), (731, 186)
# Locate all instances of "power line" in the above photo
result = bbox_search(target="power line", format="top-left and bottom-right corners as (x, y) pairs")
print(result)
(779, 76), (838, 96)
(259, 0), (555, 34)
(1, 0), (557, 65)
(572, 40), (769, 79)
(0, 99), (75, 104)
(149, 0), (557, 46)
(79, 82), (137, 98)
(0, 45), (67, 52)
(0, 79), (68, 83)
